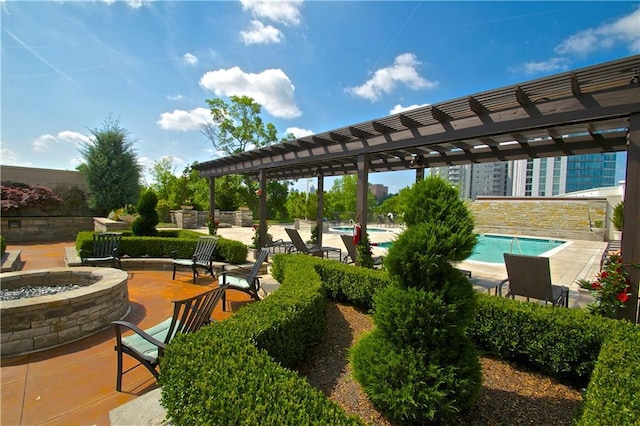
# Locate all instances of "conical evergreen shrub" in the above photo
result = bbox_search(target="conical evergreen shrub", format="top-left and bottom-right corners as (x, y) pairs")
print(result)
(132, 189), (159, 236)
(351, 176), (481, 424)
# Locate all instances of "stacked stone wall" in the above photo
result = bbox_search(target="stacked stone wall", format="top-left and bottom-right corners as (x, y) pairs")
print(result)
(470, 197), (608, 241)
(0, 217), (94, 243)
(0, 268), (129, 357)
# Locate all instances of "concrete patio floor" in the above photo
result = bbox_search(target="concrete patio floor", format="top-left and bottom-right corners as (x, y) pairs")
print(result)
(1, 227), (604, 424)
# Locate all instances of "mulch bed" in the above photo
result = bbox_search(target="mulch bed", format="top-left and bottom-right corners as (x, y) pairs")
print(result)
(297, 301), (583, 425)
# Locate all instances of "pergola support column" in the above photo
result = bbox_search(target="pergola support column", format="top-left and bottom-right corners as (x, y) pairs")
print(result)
(621, 113), (639, 323)
(356, 154), (369, 232)
(258, 170), (267, 249)
(316, 174), (324, 248)
(208, 177), (215, 218)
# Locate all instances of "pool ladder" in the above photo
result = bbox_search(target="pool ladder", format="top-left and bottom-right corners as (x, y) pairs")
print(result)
(510, 237), (523, 254)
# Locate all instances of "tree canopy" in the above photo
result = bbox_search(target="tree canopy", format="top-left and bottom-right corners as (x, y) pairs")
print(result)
(78, 117), (141, 215)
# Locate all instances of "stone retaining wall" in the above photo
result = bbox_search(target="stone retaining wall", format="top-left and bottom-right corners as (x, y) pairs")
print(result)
(0, 217), (94, 243)
(470, 197), (608, 241)
(0, 267), (129, 357)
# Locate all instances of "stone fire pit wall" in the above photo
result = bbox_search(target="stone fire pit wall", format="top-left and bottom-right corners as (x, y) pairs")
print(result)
(0, 267), (129, 357)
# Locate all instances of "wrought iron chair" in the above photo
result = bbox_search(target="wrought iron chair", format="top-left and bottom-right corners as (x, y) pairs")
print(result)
(112, 284), (227, 391)
(79, 232), (122, 268)
(172, 236), (219, 283)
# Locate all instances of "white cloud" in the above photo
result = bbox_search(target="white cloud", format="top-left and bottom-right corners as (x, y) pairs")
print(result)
(32, 131), (90, 152)
(520, 57), (570, 75)
(199, 66), (301, 119)
(240, 0), (303, 26)
(166, 94), (184, 101)
(183, 53), (198, 66)
(345, 53), (437, 102)
(1, 146), (18, 164)
(157, 107), (213, 131)
(555, 9), (640, 56)
(285, 127), (313, 138)
(240, 20), (283, 45)
(103, 0), (149, 8)
(389, 103), (429, 115)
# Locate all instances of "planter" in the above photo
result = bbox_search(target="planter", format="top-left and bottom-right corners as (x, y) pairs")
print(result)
(119, 214), (137, 223)
(612, 230), (622, 241)
(180, 205), (194, 210)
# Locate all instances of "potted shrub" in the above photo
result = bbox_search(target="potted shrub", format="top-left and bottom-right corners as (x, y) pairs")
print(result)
(611, 201), (624, 240)
(117, 204), (138, 223)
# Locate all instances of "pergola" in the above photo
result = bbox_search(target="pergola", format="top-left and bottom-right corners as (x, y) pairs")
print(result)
(195, 54), (640, 322)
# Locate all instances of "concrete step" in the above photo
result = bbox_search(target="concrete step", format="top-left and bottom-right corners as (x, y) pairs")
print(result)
(1, 250), (23, 272)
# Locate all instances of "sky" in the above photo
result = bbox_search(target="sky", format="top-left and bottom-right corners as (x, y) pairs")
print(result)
(1, 1), (639, 194)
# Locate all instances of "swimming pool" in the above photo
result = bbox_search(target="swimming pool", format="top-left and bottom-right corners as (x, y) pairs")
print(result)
(469, 235), (566, 263)
(330, 226), (395, 234)
(372, 234), (567, 264)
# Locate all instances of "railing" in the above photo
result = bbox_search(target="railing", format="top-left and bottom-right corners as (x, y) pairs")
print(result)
(510, 237), (523, 254)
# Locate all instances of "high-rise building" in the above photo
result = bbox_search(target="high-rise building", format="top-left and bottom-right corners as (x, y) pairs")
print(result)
(430, 162), (509, 200)
(369, 183), (388, 202)
(512, 153), (619, 196)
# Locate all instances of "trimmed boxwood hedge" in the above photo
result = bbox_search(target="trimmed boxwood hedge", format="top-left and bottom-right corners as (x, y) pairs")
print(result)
(75, 230), (247, 264)
(1, 235), (6, 255)
(161, 253), (361, 425)
(160, 254), (639, 424)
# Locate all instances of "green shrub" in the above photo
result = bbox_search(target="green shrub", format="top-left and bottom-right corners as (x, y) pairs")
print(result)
(314, 261), (391, 310)
(611, 201), (624, 231)
(467, 293), (627, 386)
(1, 235), (6, 255)
(75, 230), (247, 264)
(351, 176), (481, 424)
(156, 199), (171, 223)
(576, 327), (640, 425)
(160, 253), (359, 424)
(132, 189), (159, 236)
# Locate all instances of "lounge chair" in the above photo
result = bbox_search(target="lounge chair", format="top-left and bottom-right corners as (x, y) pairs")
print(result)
(80, 232), (122, 268)
(265, 234), (294, 253)
(499, 253), (569, 307)
(285, 228), (336, 258)
(340, 234), (383, 267)
(172, 236), (218, 283)
(112, 284), (227, 391)
(220, 247), (269, 311)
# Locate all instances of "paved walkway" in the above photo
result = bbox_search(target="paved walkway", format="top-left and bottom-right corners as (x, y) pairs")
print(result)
(1, 241), (253, 425)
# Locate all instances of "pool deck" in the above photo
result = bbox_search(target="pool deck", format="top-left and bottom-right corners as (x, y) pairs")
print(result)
(217, 224), (603, 308)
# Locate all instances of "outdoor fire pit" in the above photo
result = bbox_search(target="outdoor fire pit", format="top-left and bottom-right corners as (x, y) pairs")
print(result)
(0, 267), (129, 357)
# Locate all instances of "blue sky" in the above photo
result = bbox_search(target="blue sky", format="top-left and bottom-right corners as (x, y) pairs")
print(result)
(2, 1), (638, 193)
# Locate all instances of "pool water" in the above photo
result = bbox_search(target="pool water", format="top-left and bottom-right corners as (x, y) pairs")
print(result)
(330, 226), (394, 234)
(470, 235), (565, 263)
(372, 235), (566, 264)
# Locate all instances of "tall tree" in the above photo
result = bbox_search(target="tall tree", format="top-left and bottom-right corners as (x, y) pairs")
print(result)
(201, 95), (278, 154)
(201, 95), (289, 218)
(78, 117), (141, 215)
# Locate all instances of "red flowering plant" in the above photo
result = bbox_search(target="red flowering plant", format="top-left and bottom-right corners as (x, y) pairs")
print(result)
(1, 182), (62, 214)
(577, 254), (636, 318)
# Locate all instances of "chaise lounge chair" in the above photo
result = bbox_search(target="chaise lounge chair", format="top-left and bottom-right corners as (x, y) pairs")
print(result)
(285, 228), (341, 259)
(340, 234), (383, 267)
(172, 236), (218, 283)
(499, 253), (569, 307)
(112, 284), (227, 391)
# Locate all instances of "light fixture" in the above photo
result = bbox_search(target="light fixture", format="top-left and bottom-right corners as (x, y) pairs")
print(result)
(410, 154), (424, 167)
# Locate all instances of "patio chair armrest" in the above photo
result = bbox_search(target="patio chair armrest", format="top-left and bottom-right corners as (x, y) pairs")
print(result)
(498, 278), (509, 297)
(112, 320), (167, 350)
(221, 270), (262, 281)
(79, 248), (89, 260)
(170, 250), (178, 259)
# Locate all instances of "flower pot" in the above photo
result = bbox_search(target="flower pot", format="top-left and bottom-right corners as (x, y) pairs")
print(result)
(612, 230), (622, 241)
(180, 205), (194, 210)
(119, 214), (137, 223)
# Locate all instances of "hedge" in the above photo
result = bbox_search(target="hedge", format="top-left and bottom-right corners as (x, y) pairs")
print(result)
(75, 230), (247, 264)
(161, 253), (361, 425)
(160, 254), (639, 424)
(1, 235), (6, 255)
